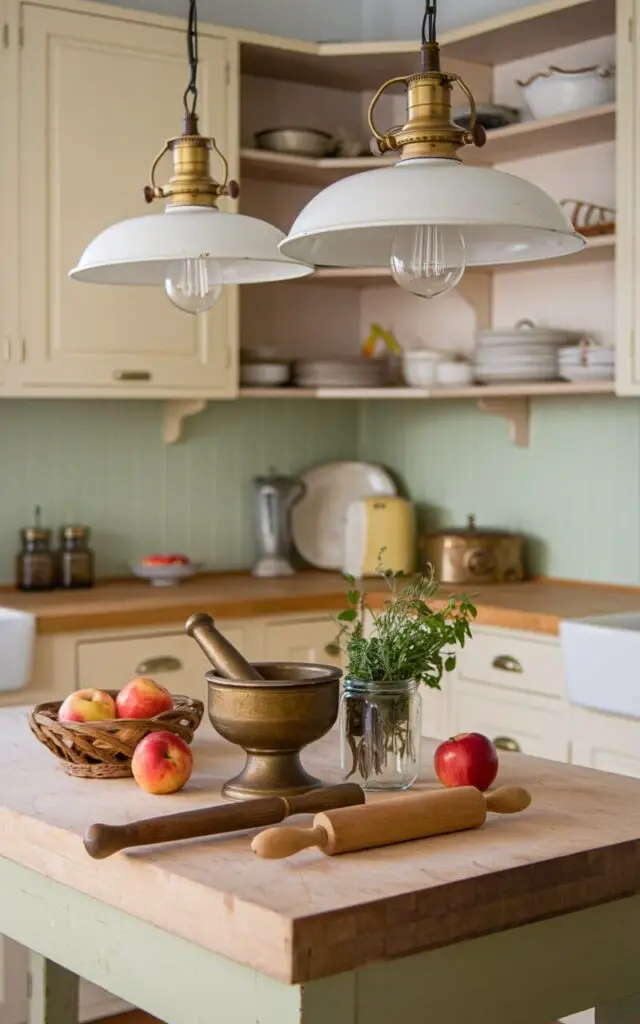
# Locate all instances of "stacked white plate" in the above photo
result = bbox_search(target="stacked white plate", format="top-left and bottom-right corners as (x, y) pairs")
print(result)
(474, 321), (576, 383)
(558, 344), (615, 382)
(294, 358), (388, 388)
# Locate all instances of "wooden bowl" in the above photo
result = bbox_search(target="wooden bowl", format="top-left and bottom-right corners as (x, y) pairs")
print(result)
(29, 692), (204, 779)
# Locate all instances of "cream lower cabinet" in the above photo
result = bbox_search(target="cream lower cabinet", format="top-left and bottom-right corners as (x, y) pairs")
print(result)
(571, 706), (640, 778)
(8, 2), (237, 397)
(263, 616), (342, 667)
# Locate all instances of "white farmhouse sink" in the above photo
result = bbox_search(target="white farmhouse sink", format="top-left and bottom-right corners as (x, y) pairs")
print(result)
(560, 613), (640, 719)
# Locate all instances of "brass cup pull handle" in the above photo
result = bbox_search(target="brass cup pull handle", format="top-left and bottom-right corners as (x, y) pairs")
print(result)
(113, 371), (151, 382)
(492, 654), (523, 674)
(135, 656), (183, 675)
(494, 736), (521, 753)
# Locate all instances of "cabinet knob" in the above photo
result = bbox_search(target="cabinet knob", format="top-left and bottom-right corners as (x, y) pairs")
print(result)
(135, 656), (183, 675)
(492, 654), (523, 674)
(494, 736), (521, 753)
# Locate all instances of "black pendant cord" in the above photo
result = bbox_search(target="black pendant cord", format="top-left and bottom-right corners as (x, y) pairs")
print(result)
(421, 0), (437, 44)
(183, 0), (199, 118)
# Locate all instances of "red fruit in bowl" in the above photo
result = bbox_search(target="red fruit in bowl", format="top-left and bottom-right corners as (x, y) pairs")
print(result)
(434, 732), (499, 792)
(142, 553), (190, 567)
(115, 677), (174, 719)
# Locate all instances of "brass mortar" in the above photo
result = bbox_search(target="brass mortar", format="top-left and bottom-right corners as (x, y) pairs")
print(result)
(206, 662), (341, 800)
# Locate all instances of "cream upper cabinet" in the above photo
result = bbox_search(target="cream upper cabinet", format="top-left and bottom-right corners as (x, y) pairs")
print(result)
(14, 3), (237, 397)
(616, 0), (638, 394)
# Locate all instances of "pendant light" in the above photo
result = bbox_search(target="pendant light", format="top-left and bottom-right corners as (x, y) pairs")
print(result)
(69, 0), (312, 313)
(279, 0), (584, 299)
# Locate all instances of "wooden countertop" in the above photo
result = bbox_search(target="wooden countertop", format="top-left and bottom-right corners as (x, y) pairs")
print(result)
(1, 572), (639, 635)
(2, 709), (640, 983)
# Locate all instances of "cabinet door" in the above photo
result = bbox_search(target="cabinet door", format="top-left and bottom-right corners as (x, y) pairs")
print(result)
(264, 617), (342, 668)
(450, 680), (569, 762)
(0, 938), (27, 1024)
(571, 707), (640, 778)
(18, 4), (237, 396)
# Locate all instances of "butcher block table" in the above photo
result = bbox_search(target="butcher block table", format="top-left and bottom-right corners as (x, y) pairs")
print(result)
(1, 710), (640, 1024)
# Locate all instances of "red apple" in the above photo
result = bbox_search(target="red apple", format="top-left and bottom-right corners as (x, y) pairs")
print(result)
(58, 688), (116, 723)
(131, 730), (193, 794)
(115, 677), (174, 720)
(142, 554), (190, 567)
(434, 732), (499, 792)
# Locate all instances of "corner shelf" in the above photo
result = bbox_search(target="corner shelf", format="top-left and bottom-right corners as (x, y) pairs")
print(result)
(239, 381), (614, 448)
(241, 104), (615, 186)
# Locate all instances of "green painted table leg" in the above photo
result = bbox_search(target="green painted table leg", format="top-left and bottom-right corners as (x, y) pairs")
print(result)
(596, 995), (640, 1023)
(28, 954), (79, 1024)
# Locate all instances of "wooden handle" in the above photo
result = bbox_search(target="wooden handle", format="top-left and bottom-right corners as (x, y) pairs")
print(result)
(251, 825), (328, 859)
(185, 612), (263, 681)
(485, 786), (531, 814)
(84, 784), (363, 859)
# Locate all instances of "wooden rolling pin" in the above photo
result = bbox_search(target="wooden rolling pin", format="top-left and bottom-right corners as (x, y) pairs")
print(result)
(84, 783), (364, 859)
(251, 785), (531, 859)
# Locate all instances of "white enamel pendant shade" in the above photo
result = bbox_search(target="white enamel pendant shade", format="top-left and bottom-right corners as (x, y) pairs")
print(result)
(70, 206), (313, 285)
(279, 159), (585, 268)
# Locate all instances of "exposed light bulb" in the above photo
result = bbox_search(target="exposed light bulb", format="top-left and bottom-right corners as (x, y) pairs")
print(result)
(390, 225), (466, 299)
(165, 258), (222, 314)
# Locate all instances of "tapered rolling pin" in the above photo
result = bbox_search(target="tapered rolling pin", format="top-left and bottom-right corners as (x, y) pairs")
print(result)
(251, 785), (531, 860)
(185, 612), (263, 680)
(84, 783), (364, 859)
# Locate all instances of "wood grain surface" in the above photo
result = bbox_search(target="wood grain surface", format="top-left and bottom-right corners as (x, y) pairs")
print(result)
(1, 709), (640, 983)
(0, 572), (639, 635)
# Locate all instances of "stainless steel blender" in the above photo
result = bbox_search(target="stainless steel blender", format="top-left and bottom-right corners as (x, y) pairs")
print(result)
(252, 471), (304, 578)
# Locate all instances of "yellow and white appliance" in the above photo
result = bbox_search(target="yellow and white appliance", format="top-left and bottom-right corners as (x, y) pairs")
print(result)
(343, 497), (416, 578)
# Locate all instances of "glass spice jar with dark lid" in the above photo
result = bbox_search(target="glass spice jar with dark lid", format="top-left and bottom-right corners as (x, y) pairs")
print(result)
(16, 506), (56, 591)
(57, 524), (95, 589)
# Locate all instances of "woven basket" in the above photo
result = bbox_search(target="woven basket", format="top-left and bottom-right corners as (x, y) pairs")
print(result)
(29, 692), (204, 779)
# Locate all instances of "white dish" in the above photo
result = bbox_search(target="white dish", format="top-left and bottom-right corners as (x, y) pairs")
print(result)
(435, 361), (474, 387)
(518, 65), (615, 121)
(291, 461), (397, 570)
(240, 362), (291, 387)
(476, 320), (576, 348)
(559, 365), (614, 382)
(476, 367), (559, 383)
(131, 562), (202, 587)
(559, 345), (615, 365)
(401, 350), (443, 387)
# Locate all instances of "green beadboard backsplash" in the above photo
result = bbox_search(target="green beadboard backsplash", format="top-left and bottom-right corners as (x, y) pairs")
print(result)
(0, 394), (638, 586)
(0, 399), (358, 583)
(358, 395), (640, 586)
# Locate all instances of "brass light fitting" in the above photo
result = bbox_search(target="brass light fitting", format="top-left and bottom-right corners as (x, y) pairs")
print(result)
(142, 111), (240, 210)
(368, 17), (487, 163)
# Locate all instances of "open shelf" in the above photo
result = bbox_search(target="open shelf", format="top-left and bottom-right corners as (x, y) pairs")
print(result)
(291, 235), (616, 287)
(240, 381), (614, 401)
(239, 0), (615, 88)
(240, 104), (616, 185)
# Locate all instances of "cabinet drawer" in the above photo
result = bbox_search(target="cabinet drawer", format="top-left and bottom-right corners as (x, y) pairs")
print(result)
(76, 624), (252, 702)
(458, 627), (564, 699)
(451, 680), (569, 762)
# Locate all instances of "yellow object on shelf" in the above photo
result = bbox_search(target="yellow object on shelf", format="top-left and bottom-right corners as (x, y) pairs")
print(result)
(362, 322), (402, 359)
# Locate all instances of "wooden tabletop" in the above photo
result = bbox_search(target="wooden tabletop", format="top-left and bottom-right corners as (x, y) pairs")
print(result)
(2, 708), (640, 984)
(1, 572), (640, 635)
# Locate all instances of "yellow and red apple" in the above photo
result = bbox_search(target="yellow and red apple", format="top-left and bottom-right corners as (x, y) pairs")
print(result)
(131, 730), (193, 794)
(115, 677), (174, 720)
(58, 689), (116, 723)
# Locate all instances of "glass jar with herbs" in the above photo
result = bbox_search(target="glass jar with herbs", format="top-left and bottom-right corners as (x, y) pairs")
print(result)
(335, 562), (476, 791)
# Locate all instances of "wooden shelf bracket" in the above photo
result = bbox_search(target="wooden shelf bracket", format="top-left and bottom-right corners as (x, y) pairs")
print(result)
(163, 399), (207, 444)
(476, 397), (530, 447)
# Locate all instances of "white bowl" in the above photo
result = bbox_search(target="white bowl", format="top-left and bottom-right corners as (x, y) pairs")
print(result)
(518, 65), (615, 120)
(559, 345), (615, 366)
(240, 362), (291, 387)
(559, 366), (614, 383)
(131, 562), (202, 587)
(435, 361), (475, 387)
(401, 350), (443, 387)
